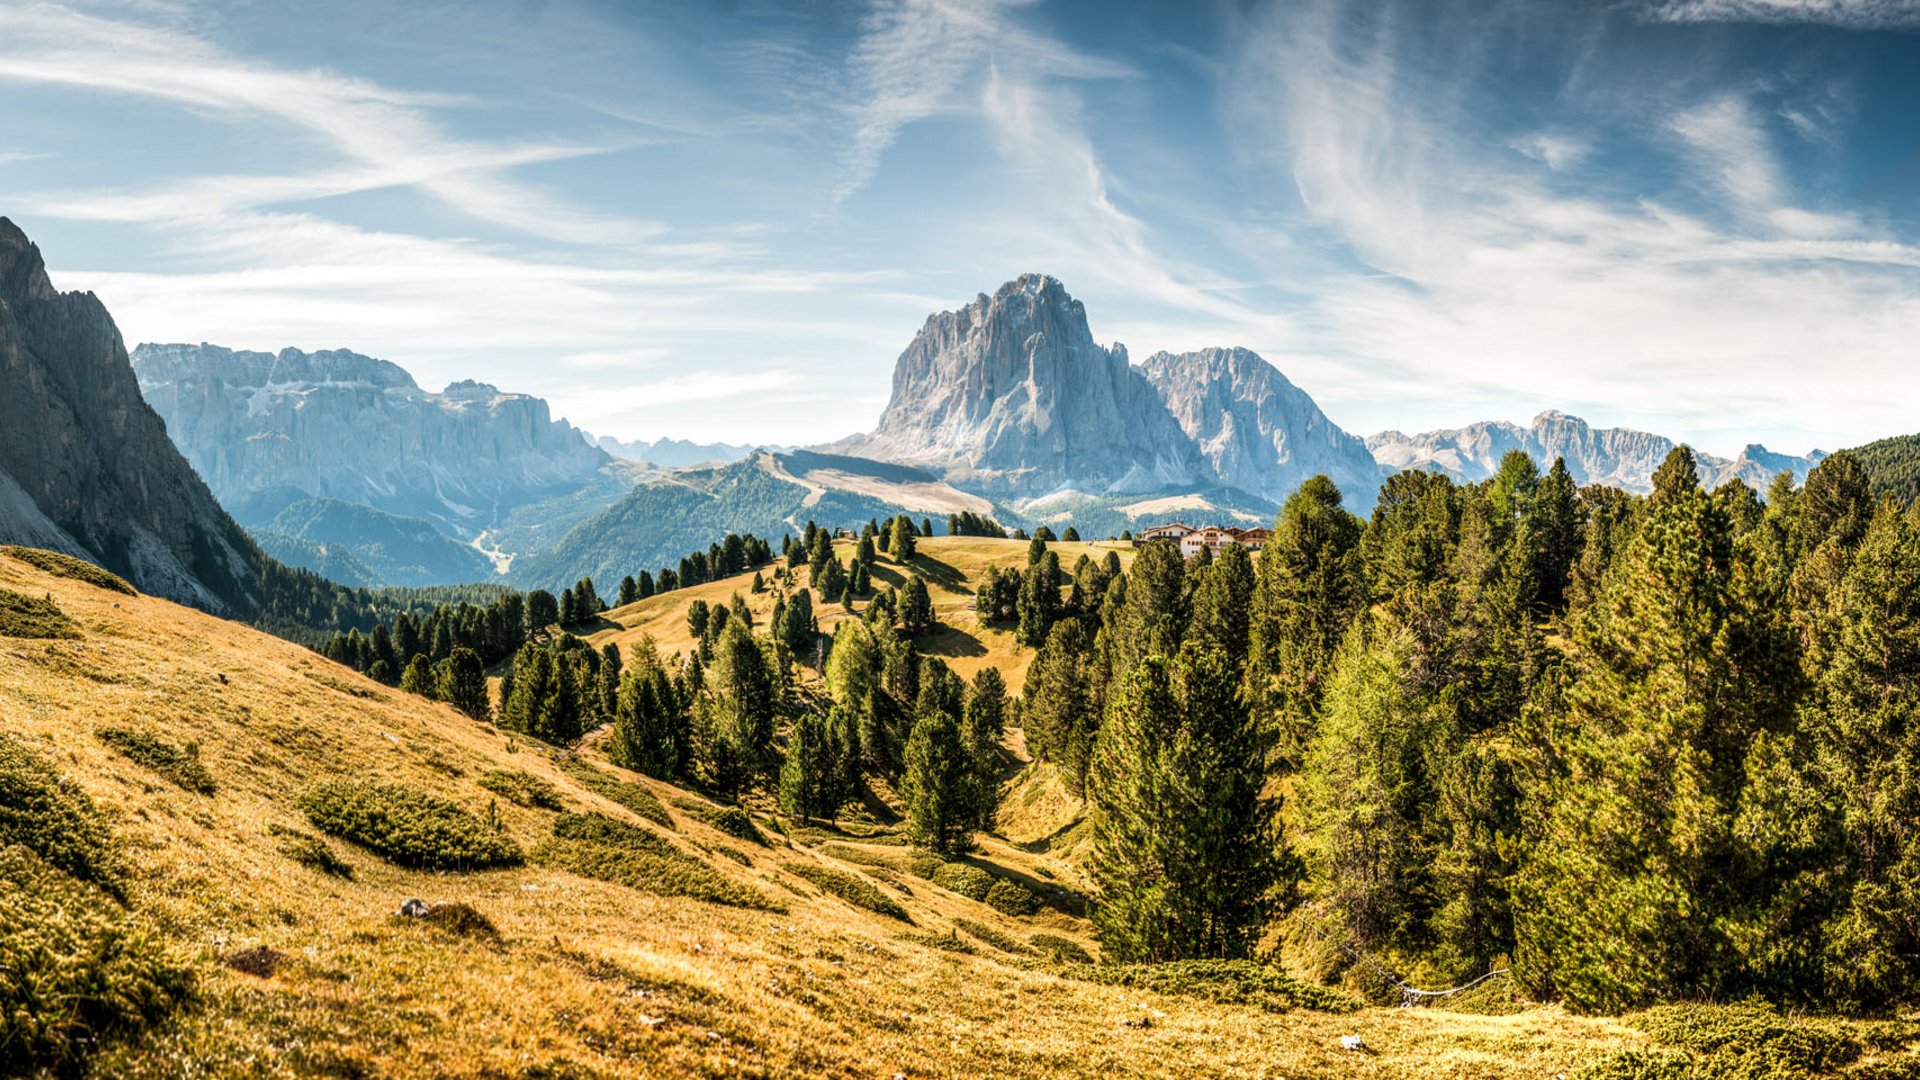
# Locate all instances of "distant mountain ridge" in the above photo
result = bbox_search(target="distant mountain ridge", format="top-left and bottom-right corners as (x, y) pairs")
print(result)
(589, 433), (774, 468)
(132, 342), (611, 534)
(0, 218), (268, 611)
(1368, 410), (1826, 494)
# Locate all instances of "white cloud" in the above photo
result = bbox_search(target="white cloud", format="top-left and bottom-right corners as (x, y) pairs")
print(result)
(1643, 0), (1920, 30)
(1511, 132), (1592, 172)
(1220, 0), (1920, 456)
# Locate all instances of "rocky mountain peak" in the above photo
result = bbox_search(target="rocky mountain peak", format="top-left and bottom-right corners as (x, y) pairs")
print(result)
(0, 217), (59, 303)
(833, 275), (1204, 497)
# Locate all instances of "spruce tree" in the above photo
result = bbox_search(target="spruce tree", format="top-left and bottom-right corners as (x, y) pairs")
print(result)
(1089, 644), (1279, 961)
(400, 654), (437, 698)
(526, 590), (559, 634)
(889, 516), (917, 560)
(618, 575), (639, 606)
(962, 668), (1008, 829)
(1016, 551), (1061, 647)
(440, 647), (491, 723)
(902, 708), (968, 854)
(1024, 619), (1096, 794)
(779, 711), (840, 822)
(1247, 475), (1364, 766)
(899, 574), (934, 634)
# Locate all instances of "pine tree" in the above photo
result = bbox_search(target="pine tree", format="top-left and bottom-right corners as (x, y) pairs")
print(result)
(618, 575), (640, 606)
(1247, 475), (1364, 766)
(961, 668), (1008, 830)
(686, 598), (710, 640)
(1016, 551), (1061, 647)
(778, 711), (839, 822)
(400, 654), (437, 698)
(1027, 534), (1048, 566)
(1186, 542), (1255, 672)
(1062, 526), (1080, 542)
(889, 516), (916, 561)
(1024, 619), (1097, 794)
(526, 590), (559, 634)
(782, 587), (816, 659)
(902, 708), (969, 854)
(1089, 644), (1279, 961)
(440, 647), (491, 723)
(706, 620), (777, 795)
(899, 574), (935, 634)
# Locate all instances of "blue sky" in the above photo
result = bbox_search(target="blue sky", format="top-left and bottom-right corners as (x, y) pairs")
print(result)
(3, 0), (1919, 455)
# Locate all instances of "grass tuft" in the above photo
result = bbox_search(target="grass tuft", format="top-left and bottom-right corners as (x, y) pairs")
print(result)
(97, 726), (216, 794)
(2, 546), (136, 595)
(299, 780), (522, 871)
(0, 731), (125, 895)
(0, 587), (80, 638)
(787, 862), (912, 922)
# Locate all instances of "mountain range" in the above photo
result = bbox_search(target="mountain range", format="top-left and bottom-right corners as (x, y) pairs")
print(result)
(131, 342), (615, 535)
(33, 243), (1829, 594)
(1369, 411), (1825, 494)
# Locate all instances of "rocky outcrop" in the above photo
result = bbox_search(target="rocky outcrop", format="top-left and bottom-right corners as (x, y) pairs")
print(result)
(1141, 346), (1381, 504)
(132, 343), (609, 534)
(0, 218), (264, 611)
(834, 275), (1209, 497)
(1367, 410), (1824, 493)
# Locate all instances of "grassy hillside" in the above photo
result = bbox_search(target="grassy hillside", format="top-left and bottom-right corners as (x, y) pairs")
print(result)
(585, 536), (1134, 691)
(10, 545), (1919, 1078)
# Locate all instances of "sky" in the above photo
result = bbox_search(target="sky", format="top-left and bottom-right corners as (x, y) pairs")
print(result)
(2, 0), (1919, 455)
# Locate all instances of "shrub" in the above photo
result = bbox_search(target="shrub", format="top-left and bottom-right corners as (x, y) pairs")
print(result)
(930, 861), (993, 901)
(672, 795), (767, 846)
(0, 732), (125, 895)
(1050, 960), (1359, 1014)
(1, 546), (136, 595)
(787, 863), (911, 922)
(299, 781), (522, 871)
(0, 846), (195, 1071)
(0, 587), (79, 639)
(561, 760), (672, 828)
(907, 852), (944, 878)
(269, 824), (354, 879)
(984, 878), (1041, 917)
(820, 843), (901, 869)
(1028, 934), (1092, 964)
(1570, 1002), (1883, 1080)
(478, 769), (565, 810)
(535, 812), (783, 912)
(954, 917), (1034, 956)
(419, 902), (500, 942)
(97, 727), (216, 794)
(900, 930), (973, 954)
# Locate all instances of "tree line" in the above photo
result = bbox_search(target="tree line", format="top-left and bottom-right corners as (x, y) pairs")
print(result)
(1020, 447), (1920, 1014)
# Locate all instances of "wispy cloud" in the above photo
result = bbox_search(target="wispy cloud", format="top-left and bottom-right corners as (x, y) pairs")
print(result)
(1642, 0), (1920, 30)
(1221, 0), (1920, 453)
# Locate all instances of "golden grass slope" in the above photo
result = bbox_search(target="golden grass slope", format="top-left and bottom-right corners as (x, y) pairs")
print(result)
(0, 546), (1679, 1078)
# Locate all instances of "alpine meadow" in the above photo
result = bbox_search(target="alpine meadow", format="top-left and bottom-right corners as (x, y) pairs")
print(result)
(7, 1), (1920, 1077)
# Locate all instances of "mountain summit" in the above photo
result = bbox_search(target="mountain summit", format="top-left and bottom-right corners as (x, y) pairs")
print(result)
(834, 274), (1210, 497)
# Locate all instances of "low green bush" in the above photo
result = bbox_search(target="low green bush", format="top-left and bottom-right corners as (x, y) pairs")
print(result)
(787, 863), (911, 922)
(2, 546), (136, 595)
(907, 852), (943, 878)
(561, 760), (672, 828)
(97, 727), (215, 794)
(0, 587), (79, 639)
(0, 734), (191, 1072)
(0, 846), (195, 1071)
(535, 812), (783, 912)
(984, 877), (1041, 917)
(269, 824), (354, 879)
(1570, 1001), (1898, 1080)
(1049, 959), (1359, 1014)
(930, 861), (993, 901)
(1029, 934), (1092, 964)
(0, 731), (125, 895)
(299, 780), (522, 871)
(953, 917), (1034, 956)
(478, 769), (564, 810)
(820, 843), (900, 869)
(900, 929), (973, 954)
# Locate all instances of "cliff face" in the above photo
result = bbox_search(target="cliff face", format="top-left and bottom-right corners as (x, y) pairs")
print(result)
(836, 275), (1209, 497)
(132, 343), (609, 533)
(1367, 410), (1825, 493)
(1141, 346), (1381, 504)
(0, 218), (262, 611)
